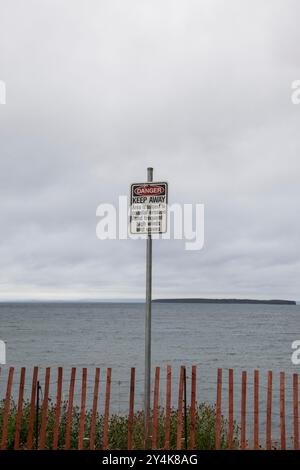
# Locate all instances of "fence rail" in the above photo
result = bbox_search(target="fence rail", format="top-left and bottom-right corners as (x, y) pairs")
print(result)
(0, 366), (299, 450)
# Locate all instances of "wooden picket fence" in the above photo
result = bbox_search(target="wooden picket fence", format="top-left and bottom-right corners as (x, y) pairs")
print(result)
(0, 366), (299, 450)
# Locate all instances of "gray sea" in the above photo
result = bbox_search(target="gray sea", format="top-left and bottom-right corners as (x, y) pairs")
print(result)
(0, 301), (299, 446)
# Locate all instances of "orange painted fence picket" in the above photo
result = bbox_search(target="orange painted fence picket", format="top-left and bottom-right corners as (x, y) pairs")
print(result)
(14, 367), (25, 450)
(78, 368), (87, 450)
(215, 368), (222, 450)
(0, 365), (300, 450)
(240, 371), (247, 450)
(102, 368), (112, 450)
(52, 367), (63, 450)
(26, 367), (38, 450)
(164, 365), (172, 449)
(65, 367), (76, 450)
(176, 366), (185, 449)
(254, 370), (259, 450)
(228, 368), (234, 449)
(38, 367), (51, 449)
(1, 367), (14, 450)
(90, 367), (100, 450)
(280, 371), (286, 450)
(266, 370), (273, 450)
(152, 367), (160, 449)
(189, 365), (196, 450)
(293, 373), (299, 450)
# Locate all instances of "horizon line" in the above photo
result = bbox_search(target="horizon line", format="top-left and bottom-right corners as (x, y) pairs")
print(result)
(0, 296), (298, 304)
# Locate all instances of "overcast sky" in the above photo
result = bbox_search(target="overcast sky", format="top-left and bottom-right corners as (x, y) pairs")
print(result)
(0, 0), (299, 300)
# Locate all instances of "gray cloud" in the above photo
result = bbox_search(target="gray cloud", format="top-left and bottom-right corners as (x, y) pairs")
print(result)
(0, 0), (299, 300)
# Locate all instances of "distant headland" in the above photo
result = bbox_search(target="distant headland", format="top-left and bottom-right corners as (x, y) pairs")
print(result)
(153, 298), (296, 305)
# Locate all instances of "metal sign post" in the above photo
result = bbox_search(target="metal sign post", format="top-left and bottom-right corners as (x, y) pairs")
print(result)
(129, 168), (168, 449)
(144, 166), (153, 449)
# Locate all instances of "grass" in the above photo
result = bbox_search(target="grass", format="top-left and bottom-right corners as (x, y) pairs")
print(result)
(0, 399), (239, 450)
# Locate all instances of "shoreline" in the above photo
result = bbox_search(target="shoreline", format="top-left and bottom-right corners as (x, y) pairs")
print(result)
(153, 298), (297, 305)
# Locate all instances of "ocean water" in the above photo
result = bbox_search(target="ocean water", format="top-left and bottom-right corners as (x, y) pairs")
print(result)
(0, 301), (299, 446)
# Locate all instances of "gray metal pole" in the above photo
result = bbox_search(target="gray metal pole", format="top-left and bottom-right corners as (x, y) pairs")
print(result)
(144, 166), (153, 449)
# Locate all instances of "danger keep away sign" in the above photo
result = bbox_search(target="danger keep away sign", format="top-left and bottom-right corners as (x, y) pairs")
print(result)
(130, 182), (168, 234)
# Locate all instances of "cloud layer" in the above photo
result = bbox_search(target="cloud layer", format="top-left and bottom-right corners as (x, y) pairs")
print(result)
(0, 0), (299, 300)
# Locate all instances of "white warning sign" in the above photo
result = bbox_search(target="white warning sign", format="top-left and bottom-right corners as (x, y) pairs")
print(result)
(130, 182), (168, 234)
